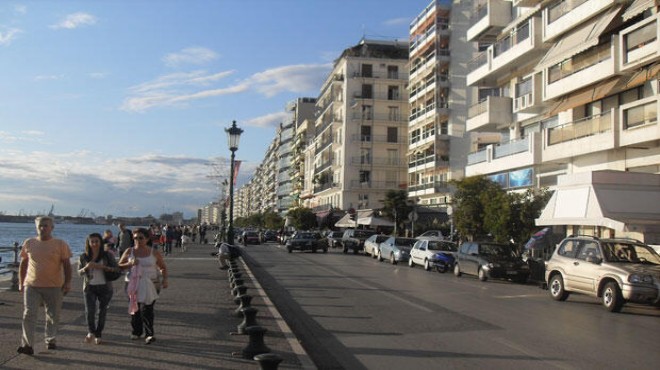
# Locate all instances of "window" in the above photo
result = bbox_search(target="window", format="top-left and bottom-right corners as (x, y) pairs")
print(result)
(387, 149), (398, 165)
(361, 64), (373, 78)
(359, 170), (370, 183)
(625, 22), (656, 54)
(362, 105), (373, 120)
(624, 101), (657, 129)
(388, 86), (400, 100)
(558, 240), (580, 258)
(387, 127), (398, 143)
(360, 148), (371, 164)
(388, 106), (399, 121)
(361, 84), (373, 99)
(577, 242), (601, 260)
(387, 65), (398, 79)
(361, 125), (371, 141)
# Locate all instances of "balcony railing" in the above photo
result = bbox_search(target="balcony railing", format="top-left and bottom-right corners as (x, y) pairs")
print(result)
(547, 110), (612, 145)
(548, 43), (611, 83)
(352, 71), (409, 80)
(353, 92), (406, 101)
(351, 157), (403, 166)
(349, 180), (400, 189)
(467, 148), (488, 165)
(493, 22), (530, 58)
(548, 0), (589, 24)
(493, 136), (529, 158)
(468, 51), (488, 72)
(408, 181), (449, 193)
(351, 113), (404, 122)
(351, 134), (407, 144)
(408, 154), (449, 168)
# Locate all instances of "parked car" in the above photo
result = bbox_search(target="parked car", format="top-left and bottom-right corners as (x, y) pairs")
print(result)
(278, 230), (294, 245)
(364, 234), (390, 258)
(242, 231), (260, 246)
(409, 239), (457, 272)
(454, 241), (530, 283)
(417, 230), (445, 240)
(326, 231), (344, 249)
(377, 236), (417, 264)
(545, 235), (660, 312)
(286, 231), (328, 253)
(261, 230), (278, 243)
(341, 229), (377, 254)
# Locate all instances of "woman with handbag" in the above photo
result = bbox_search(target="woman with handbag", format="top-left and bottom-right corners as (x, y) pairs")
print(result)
(118, 227), (168, 344)
(78, 233), (121, 344)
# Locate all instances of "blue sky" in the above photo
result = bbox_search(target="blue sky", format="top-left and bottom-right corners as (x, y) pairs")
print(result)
(0, 0), (429, 218)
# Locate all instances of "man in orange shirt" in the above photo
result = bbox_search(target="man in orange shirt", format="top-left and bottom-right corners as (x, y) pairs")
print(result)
(17, 216), (73, 355)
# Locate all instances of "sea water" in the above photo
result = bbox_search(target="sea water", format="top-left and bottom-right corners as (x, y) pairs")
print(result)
(0, 222), (120, 264)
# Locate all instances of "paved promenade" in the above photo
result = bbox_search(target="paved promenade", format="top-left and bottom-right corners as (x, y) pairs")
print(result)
(0, 242), (313, 369)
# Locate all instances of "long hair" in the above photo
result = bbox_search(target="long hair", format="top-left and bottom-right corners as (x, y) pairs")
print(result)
(133, 227), (153, 246)
(84, 233), (104, 262)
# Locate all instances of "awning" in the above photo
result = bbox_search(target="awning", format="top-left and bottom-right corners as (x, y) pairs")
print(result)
(357, 216), (394, 227)
(535, 7), (622, 71)
(547, 62), (660, 115)
(501, 4), (542, 35)
(536, 171), (660, 232)
(622, 0), (654, 21)
(334, 214), (356, 228)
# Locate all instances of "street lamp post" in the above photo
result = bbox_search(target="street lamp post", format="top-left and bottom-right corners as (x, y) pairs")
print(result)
(225, 120), (243, 244)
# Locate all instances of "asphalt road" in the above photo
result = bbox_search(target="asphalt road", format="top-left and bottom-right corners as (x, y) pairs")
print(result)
(242, 242), (660, 370)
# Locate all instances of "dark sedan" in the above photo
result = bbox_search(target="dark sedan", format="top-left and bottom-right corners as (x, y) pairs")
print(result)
(286, 232), (328, 253)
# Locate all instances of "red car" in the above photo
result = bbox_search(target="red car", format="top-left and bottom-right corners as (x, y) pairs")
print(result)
(242, 231), (260, 245)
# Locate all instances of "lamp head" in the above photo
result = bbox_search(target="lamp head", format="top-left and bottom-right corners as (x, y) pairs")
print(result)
(225, 120), (244, 151)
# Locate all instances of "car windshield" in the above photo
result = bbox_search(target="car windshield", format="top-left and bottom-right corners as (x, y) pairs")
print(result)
(355, 230), (375, 237)
(602, 242), (660, 264)
(428, 241), (457, 252)
(480, 244), (514, 257)
(296, 233), (316, 239)
(375, 235), (389, 243)
(395, 238), (417, 247)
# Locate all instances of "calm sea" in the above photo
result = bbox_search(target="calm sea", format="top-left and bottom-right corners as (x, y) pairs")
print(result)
(0, 222), (121, 264)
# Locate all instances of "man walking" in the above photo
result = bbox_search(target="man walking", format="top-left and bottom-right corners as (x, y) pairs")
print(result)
(18, 216), (73, 355)
(116, 223), (133, 258)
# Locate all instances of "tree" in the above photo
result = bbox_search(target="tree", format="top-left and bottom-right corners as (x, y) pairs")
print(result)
(381, 190), (411, 235)
(507, 188), (552, 248)
(451, 176), (506, 241)
(263, 210), (284, 230)
(286, 207), (317, 230)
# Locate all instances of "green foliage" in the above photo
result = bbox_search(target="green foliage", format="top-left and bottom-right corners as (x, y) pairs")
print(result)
(286, 207), (317, 230)
(452, 176), (552, 247)
(263, 210), (284, 230)
(381, 190), (411, 235)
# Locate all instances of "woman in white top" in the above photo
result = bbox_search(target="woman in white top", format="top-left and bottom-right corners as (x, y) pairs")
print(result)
(78, 233), (120, 344)
(118, 227), (168, 344)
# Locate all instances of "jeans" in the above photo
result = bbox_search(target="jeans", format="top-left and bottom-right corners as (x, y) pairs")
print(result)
(131, 302), (155, 337)
(84, 284), (113, 337)
(22, 286), (63, 347)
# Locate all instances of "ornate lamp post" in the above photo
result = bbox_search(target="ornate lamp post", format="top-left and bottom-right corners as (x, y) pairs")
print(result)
(225, 120), (243, 244)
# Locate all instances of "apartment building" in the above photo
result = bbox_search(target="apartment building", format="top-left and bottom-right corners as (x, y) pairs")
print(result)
(301, 39), (410, 215)
(464, 0), (659, 190)
(277, 98), (317, 214)
(408, 0), (473, 208)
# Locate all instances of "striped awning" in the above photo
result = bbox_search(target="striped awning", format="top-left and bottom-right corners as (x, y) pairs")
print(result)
(622, 0), (655, 21)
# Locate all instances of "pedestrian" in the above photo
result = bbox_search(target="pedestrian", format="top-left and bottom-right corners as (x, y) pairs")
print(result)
(78, 233), (120, 345)
(217, 242), (231, 270)
(118, 227), (168, 344)
(116, 223), (133, 259)
(17, 216), (73, 355)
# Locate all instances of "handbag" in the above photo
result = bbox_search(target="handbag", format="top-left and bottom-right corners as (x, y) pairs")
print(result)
(152, 272), (162, 294)
(103, 253), (123, 281)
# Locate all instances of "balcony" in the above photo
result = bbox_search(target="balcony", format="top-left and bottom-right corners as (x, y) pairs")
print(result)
(351, 70), (409, 81)
(619, 96), (659, 148)
(349, 180), (402, 190)
(351, 156), (404, 166)
(410, 73), (450, 105)
(619, 13), (660, 73)
(409, 102), (449, 126)
(543, 0), (616, 42)
(514, 0), (542, 6)
(467, 0), (512, 42)
(543, 109), (616, 162)
(351, 134), (408, 144)
(408, 153), (449, 173)
(408, 181), (450, 197)
(353, 92), (407, 102)
(351, 112), (405, 123)
(514, 73), (544, 113)
(543, 43), (615, 101)
(466, 133), (541, 176)
(466, 96), (513, 132)
(467, 18), (544, 86)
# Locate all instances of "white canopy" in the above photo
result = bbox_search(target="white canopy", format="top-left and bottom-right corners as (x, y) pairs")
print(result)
(357, 216), (394, 227)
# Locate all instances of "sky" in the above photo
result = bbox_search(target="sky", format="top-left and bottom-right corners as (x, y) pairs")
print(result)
(0, 0), (431, 219)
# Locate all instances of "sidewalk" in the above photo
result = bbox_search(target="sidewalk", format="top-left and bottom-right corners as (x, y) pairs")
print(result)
(0, 242), (312, 369)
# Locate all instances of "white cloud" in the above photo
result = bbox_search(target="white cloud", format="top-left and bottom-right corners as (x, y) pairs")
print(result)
(51, 12), (97, 30)
(248, 63), (332, 97)
(0, 27), (21, 46)
(163, 47), (219, 67)
(244, 112), (291, 128)
(89, 72), (108, 79)
(121, 63), (330, 112)
(14, 5), (28, 14)
(33, 74), (64, 81)
(383, 17), (410, 27)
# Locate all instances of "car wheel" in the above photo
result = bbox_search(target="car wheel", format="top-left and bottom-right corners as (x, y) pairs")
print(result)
(323, 248), (327, 253)
(312, 248), (317, 253)
(453, 263), (461, 277)
(549, 274), (569, 301)
(377, 250), (383, 262)
(287, 248), (292, 253)
(390, 254), (397, 265)
(408, 258), (414, 268)
(424, 259), (431, 271)
(478, 267), (488, 282)
(602, 281), (624, 312)
(342, 247), (348, 254)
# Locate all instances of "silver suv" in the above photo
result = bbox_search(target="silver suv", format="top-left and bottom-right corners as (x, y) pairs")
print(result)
(545, 236), (660, 312)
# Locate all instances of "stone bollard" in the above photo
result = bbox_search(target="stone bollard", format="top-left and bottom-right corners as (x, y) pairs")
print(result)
(233, 294), (253, 317)
(231, 285), (248, 297)
(240, 326), (270, 359)
(254, 353), (283, 370)
(230, 278), (244, 290)
(10, 242), (20, 291)
(231, 306), (258, 335)
(229, 272), (243, 282)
